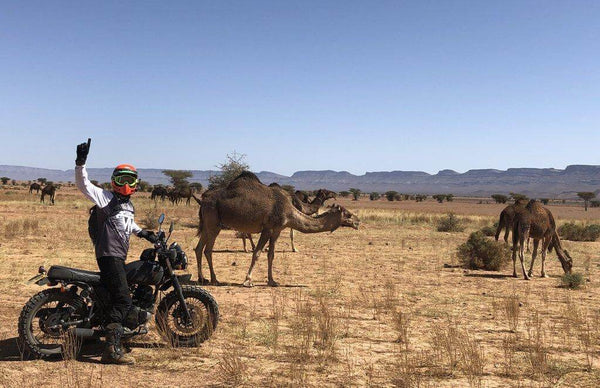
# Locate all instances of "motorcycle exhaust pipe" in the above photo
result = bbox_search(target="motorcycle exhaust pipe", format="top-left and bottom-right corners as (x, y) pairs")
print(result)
(73, 328), (101, 339)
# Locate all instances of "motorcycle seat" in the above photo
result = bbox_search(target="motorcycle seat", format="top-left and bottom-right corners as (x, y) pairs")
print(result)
(47, 265), (102, 285)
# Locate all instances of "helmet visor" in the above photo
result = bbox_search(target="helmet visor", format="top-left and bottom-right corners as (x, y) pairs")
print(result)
(113, 174), (138, 187)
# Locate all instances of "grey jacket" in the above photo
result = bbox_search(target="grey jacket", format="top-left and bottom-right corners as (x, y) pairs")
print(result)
(75, 165), (142, 259)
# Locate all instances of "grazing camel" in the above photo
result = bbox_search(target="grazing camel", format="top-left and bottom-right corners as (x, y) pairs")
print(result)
(236, 186), (337, 252)
(495, 199), (531, 252)
(193, 172), (359, 286)
(511, 200), (572, 280)
(40, 184), (56, 205)
(29, 183), (41, 194)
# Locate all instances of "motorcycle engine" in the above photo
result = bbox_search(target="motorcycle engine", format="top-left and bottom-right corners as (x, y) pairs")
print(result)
(132, 284), (154, 310)
(125, 285), (155, 330)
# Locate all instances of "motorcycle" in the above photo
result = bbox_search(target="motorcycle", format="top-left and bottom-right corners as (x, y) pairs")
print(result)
(18, 213), (218, 359)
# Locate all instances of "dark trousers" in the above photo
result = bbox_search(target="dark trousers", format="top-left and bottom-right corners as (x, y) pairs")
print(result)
(97, 256), (132, 325)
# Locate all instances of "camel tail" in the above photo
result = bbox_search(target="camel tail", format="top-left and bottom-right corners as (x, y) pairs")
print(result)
(511, 216), (520, 248)
(191, 193), (202, 205)
(495, 210), (506, 241)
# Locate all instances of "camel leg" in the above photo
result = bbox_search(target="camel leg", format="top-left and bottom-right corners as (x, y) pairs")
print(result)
(267, 230), (282, 286)
(519, 236), (530, 280)
(511, 242), (518, 278)
(526, 237), (531, 253)
(504, 226), (509, 244)
(495, 219), (503, 242)
(540, 236), (551, 278)
(243, 232), (270, 287)
(249, 234), (256, 252)
(527, 239), (540, 278)
(290, 229), (298, 253)
(194, 236), (210, 284)
(241, 235), (248, 253)
(204, 231), (221, 285)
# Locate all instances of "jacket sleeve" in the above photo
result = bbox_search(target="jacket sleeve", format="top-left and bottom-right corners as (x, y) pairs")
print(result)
(75, 165), (112, 208)
(132, 221), (143, 235)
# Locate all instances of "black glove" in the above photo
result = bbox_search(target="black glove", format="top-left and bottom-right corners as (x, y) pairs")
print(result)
(138, 230), (158, 243)
(76, 138), (91, 166)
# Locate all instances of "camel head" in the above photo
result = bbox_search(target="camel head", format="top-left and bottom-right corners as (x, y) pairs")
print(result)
(316, 189), (337, 201)
(329, 204), (360, 230)
(560, 249), (573, 274)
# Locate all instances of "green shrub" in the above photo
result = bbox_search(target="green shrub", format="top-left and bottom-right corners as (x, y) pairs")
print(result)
(480, 225), (496, 237)
(385, 191), (398, 201)
(369, 192), (380, 201)
(457, 231), (511, 271)
(437, 213), (464, 232)
(560, 273), (585, 289)
(558, 223), (600, 242)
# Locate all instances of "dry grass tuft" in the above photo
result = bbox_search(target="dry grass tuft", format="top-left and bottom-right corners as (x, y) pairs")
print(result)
(504, 293), (521, 332)
(215, 343), (249, 387)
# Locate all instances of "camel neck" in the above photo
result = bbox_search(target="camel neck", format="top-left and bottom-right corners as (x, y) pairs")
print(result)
(286, 208), (340, 233)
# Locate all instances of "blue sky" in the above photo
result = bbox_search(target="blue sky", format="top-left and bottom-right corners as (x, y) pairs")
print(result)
(1, 1), (598, 175)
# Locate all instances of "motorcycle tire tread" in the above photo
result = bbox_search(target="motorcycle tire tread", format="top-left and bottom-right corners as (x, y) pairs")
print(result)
(155, 285), (219, 347)
(18, 288), (86, 359)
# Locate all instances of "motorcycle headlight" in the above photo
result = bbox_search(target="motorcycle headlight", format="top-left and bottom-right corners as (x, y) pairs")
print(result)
(168, 242), (188, 270)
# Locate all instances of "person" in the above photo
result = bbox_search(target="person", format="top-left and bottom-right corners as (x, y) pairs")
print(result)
(75, 138), (157, 365)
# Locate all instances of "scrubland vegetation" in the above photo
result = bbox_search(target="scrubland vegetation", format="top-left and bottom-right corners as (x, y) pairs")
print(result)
(0, 185), (599, 387)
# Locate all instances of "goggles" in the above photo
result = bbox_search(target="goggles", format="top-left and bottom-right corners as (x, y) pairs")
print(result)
(112, 174), (139, 187)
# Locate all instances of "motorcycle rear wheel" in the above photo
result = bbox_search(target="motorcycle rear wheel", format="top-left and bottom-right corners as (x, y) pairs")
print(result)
(155, 285), (219, 347)
(18, 288), (87, 359)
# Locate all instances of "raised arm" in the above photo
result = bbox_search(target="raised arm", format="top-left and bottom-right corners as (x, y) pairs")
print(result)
(75, 138), (112, 207)
(75, 165), (112, 207)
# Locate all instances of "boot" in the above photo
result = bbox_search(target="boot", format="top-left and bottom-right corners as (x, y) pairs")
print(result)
(101, 323), (135, 365)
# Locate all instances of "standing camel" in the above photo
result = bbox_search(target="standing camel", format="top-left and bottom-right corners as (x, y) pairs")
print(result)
(236, 187), (337, 252)
(193, 172), (359, 286)
(495, 198), (531, 252)
(151, 186), (167, 202)
(511, 200), (572, 279)
(29, 183), (41, 194)
(177, 187), (194, 205)
(40, 184), (56, 205)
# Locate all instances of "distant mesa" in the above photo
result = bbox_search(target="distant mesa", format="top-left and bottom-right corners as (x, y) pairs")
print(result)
(1, 164), (599, 198)
(436, 169), (459, 176)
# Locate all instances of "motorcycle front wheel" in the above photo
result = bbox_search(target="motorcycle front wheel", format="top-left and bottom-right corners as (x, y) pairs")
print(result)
(18, 288), (87, 359)
(155, 285), (219, 347)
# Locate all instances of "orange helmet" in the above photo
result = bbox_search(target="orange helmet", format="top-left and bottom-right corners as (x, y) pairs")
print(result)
(111, 164), (139, 196)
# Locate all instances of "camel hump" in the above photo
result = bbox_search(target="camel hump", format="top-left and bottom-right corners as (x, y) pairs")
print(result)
(268, 182), (281, 188)
(232, 171), (261, 183)
(525, 199), (537, 209)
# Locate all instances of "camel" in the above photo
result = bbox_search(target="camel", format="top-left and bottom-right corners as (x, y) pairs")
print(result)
(29, 183), (41, 194)
(193, 172), (359, 286)
(511, 200), (572, 280)
(151, 186), (167, 202)
(295, 190), (310, 203)
(167, 187), (181, 205)
(236, 186), (337, 252)
(177, 187), (194, 205)
(495, 198), (531, 252)
(40, 184), (56, 205)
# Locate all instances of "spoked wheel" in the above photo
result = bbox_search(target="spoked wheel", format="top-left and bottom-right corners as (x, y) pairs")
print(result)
(18, 288), (87, 359)
(155, 286), (219, 347)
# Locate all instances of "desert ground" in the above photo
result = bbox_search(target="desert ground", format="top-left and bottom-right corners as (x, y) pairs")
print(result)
(1, 185), (599, 387)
